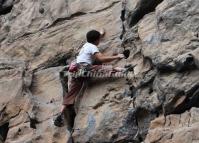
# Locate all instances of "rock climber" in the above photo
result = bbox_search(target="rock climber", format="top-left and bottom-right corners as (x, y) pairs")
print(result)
(54, 29), (129, 130)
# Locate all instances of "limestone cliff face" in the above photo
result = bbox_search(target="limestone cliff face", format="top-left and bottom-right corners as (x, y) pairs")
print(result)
(0, 0), (199, 143)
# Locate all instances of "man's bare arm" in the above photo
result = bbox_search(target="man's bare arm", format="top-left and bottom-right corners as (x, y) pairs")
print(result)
(94, 52), (124, 63)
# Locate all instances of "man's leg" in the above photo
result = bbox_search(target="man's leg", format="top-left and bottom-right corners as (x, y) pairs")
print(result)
(90, 64), (135, 73)
(63, 105), (76, 132)
(89, 64), (126, 74)
(54, 76), (84, 128)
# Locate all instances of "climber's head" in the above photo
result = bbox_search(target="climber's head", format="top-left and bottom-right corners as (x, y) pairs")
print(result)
(86, 30), (101, 46)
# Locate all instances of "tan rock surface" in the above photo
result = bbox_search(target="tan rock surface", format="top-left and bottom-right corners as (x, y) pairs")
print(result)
(145, 108), (199, 143)
(0, 0), (199, 142)
(0, 64), (70, 143)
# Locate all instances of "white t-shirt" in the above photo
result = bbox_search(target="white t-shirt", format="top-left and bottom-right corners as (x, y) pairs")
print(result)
(76, 42), (99, 64)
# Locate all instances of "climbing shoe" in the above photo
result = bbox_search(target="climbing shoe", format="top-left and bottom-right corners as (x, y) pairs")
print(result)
(54, 113), (65, 127)
(124, 64), (136, 72)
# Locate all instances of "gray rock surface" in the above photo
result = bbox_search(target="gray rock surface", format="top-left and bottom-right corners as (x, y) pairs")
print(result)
(0, 0), (199, 143)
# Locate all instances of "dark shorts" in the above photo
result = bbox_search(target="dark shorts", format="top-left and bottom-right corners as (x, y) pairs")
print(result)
(62, 76), (86, 105)
(62, 64), (120, 106)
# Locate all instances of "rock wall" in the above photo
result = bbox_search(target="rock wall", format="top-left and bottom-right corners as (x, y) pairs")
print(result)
(0, 0), (199, 143)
